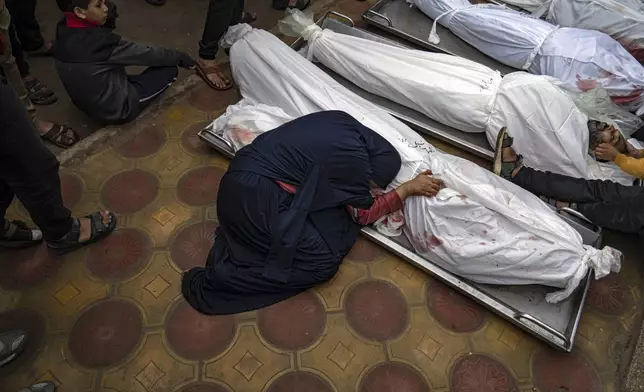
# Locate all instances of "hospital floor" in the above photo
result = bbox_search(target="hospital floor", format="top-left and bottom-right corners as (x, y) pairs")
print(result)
(1, 2), (644, 392)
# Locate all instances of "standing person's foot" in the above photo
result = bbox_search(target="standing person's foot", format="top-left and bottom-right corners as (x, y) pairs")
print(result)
(195, 59), (233, 90)
(23, 77), (57, 106)
(145, 0), (166, 5)
(492, 127), (523, 180)
(36, 120), (80, 149)
(47, 211), (117, 255)
(0, 330), (28, 368)
(0, 220), (42, 249)
(25, 41), (54, 57)
(18, 381), (56, 392)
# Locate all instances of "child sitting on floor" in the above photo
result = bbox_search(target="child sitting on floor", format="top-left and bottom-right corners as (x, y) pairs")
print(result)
(54, 0), (196, 124)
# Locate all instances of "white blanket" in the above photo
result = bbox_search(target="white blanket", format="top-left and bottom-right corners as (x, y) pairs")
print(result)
(410, 0), (644, 114)
(220, 24), (621, 302)
(279, 10), (636, 184)
(502, 0), (644, 62)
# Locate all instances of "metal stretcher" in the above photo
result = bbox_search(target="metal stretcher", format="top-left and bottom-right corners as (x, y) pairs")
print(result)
(199, 121), (600, 353)
(296, 16), (495, 160)
(197, 12), (605, 352)
(363, 0), (518, 76)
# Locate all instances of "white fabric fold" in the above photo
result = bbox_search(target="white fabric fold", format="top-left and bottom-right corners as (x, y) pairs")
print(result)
(220, 23), (622, 302)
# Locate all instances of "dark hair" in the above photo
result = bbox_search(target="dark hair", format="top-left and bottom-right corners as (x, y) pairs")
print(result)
(587, 120), (602, 152)
(56, 0), (91, 12)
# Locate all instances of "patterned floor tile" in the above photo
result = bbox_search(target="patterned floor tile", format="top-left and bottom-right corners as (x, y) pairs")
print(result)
(204, 325), (291, 392)
(299, 313), (386, 391)
(2, 337), (96, 392)
(2, 3), (643, 389)
(18, 251), (110, 332)
(118, 253), (182, 325)
(388, 307), (469, 390)
(103, 333), (196, 392)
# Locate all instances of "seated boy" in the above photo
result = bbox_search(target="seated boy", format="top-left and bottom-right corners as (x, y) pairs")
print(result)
(54, 0), (196, 124)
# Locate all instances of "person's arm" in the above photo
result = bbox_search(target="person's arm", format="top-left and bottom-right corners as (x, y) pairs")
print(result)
(597, 142), (644, 178)
(349, 171), (442, 225)
(615, 154), (644, 178)
(108, 38), (195, 68)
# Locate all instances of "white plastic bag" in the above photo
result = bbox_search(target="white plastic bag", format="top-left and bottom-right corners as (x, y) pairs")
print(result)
(409, 0), (644, 113)
(222, 23), (621, 302)
(212, 100), (294, 151)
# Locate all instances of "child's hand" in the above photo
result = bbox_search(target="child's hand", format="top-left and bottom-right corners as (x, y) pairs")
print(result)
(595, 143), (620, 161)
(179, 52), (197, 69)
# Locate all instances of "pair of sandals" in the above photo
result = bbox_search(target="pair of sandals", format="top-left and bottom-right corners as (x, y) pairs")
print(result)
(195, 11), (258, 91)
(0, 212), (117, 255)
(25, 78), (57, 106)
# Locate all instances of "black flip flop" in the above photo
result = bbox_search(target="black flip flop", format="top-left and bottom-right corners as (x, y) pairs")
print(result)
(40, 123), (80, 149)
(47, 211), (117, 255)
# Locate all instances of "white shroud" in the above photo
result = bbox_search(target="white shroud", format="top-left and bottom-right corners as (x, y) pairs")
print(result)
(409, 0), (644, 114)
(501, 0), (644, 62)
(219, 24), (622, 303)
(278, 10), (637, 184)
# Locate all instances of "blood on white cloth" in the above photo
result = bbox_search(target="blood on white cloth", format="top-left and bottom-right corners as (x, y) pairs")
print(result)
(409, 0), (644, 114)
(219, 23), (622, 303)
(501, 0), (644, 62)
(278, 10), (638, 184)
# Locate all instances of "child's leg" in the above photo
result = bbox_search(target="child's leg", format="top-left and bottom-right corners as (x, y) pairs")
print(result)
(128, 66), (179, 112)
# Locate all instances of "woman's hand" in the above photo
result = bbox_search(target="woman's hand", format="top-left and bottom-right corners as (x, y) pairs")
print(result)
(397, 170), (443, 199)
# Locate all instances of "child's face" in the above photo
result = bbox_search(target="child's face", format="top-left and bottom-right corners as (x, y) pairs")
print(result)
(74, 0), (109, 25)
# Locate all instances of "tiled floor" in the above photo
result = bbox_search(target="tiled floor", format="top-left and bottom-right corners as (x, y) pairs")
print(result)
(1, 1), (643, 391)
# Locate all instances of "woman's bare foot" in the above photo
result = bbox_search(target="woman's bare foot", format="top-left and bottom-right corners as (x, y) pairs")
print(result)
(78, 211), (113, 243)
(197, 58), (231, 89)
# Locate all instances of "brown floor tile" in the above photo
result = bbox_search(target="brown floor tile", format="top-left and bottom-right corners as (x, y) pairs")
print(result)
(2, 1), (643, 391)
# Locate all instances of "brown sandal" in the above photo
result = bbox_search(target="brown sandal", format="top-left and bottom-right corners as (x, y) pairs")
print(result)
(40, 123), (80, 149)
(195, 63), (234, 91)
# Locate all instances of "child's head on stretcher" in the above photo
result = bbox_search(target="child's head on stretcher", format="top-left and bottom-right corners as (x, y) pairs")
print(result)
(588, 120), (627, 162)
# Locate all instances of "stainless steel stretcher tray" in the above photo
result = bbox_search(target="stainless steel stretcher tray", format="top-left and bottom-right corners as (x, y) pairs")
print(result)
(199, 116), (601, 352)
(294, 15), (494, 160)
(363, 0), (517, 76)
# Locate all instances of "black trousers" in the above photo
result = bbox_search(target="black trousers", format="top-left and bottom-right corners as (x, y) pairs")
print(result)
(5, 0), (44, 52)
(8, 22), (29, 78)
(513, 167), (644, 236)
(0, 79), (72, 241)
(128, 66), (178, 116)
(199, 0), (244, 60)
